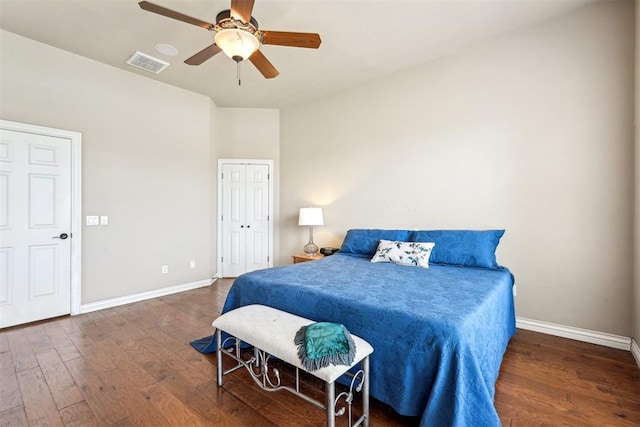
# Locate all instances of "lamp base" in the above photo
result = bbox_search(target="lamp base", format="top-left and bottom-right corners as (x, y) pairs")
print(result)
(303, 242), (319, 257)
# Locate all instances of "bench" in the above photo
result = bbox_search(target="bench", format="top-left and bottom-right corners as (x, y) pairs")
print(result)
(212, 304), (374, 427)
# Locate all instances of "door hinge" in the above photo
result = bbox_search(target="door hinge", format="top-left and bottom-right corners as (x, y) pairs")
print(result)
(221, 173), (224, 180)
(221, 215), (223, 221)
(267, 256), (270, 262)
(221, 256), (224, 262)
(268, 173), (270, 180)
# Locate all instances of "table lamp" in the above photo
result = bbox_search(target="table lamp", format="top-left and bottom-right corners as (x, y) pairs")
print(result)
(298, 208), (323, 256)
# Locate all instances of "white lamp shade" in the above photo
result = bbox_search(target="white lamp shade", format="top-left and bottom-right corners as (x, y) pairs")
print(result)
(298, 208), (323, 226)
(215, 28), (260, 61)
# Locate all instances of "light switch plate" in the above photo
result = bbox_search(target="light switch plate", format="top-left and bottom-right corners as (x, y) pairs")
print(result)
(100, 216), (109, 225)
(86, 215), (99, 226)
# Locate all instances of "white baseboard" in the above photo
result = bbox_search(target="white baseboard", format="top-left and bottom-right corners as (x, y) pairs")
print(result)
(516, 317), (631, 351)
(632, 339), (640, 367)
(79, 278), (214, 314)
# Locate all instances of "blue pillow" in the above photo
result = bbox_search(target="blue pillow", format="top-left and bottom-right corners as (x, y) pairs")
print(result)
(410, 230), (504, 269)
(339, 229), (412, 257)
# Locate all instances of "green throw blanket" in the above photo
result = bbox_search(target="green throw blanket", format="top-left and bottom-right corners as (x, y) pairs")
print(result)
(294, 322), (356, 372)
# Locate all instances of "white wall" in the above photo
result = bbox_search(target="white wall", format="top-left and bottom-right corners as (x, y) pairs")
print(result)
(634, 0), (640, 345)
(212, 108), (280, 160)
(281, 1), (634, 336)
(0, 30), (212, 303)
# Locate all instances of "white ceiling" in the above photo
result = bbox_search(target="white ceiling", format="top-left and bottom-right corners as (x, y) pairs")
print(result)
(0, 0), (595, 108)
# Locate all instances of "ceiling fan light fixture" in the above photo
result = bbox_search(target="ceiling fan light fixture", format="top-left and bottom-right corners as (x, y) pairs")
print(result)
(215, 28), (260, 62)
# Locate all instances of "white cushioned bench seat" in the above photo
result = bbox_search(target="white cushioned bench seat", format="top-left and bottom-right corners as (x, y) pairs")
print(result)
(212, 304), (373, 383)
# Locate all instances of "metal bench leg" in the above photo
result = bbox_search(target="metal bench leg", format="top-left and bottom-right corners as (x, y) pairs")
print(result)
(363, 356), (370, 427)
(326, 381), (335, 427)
(216, 329), (223, 387)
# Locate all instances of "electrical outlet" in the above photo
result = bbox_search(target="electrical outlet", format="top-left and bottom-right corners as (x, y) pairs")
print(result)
(162, 265), (168, 274)
(189, 260), (196, 269)
(86, 215), (99, 226)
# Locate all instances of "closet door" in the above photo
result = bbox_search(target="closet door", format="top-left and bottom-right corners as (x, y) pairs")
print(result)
(220, 163), (270, 277)
(244, 164), (269, 273)
(221, 164), (246, 278)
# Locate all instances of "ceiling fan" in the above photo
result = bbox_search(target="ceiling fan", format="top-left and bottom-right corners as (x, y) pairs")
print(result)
(138, 0), (321, 81)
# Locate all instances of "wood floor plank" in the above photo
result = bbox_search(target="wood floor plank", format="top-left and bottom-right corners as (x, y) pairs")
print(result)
(514, 328), (637, 365)
(102, 367), (170, 426)
(67, 330), (117, 373)
(16, 366), (64, 426)
(196, 379), (278, 427)
(57, 315), (97, 336)
(139, 336), (211, 387)
(0, 351), (23, 413)
(141, 382), (208, 426)
(143, 359), (243, 426)
(116, 302), (188, 354)
(175, 346), (217, 381)
(35, 348), (84, 410)
(506, 332), (640, 388)
(0, 330), (10, 354)
(64, 357), (128, 425)
(496, 369), (639, 426)
(94, 337), (157, 389)
(108, 309), (150, 342)
(58, 401), (99, 427)
(101, 330), (243, 425)
(160, 294), (213, 319)
(223, 374), (323, 427)
(137, 321), (190, 354)
(43, 323), (82, 362)
(111, 333), (161, 374)
(0, 405), (29, 426)
(6, 329), (38, 373)
(25, 324), (54, 353)
(501, 346), (637, 404)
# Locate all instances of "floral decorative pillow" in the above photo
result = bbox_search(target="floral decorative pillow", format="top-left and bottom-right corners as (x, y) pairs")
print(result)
(371, 240), (435, 268)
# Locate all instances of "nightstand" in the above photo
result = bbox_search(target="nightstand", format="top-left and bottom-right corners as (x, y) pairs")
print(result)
(292, 253), (325, 264)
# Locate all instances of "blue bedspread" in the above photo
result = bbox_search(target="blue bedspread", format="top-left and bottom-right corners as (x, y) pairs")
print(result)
(220, 254), (515, 426)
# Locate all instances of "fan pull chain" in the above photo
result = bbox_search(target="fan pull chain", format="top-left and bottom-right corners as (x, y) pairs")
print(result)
(237, 61), (241, 86)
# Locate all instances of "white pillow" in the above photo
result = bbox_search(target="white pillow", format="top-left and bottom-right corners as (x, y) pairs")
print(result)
(370, 240), (435, 268)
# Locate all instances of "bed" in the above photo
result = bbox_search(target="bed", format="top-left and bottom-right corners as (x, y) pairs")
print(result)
(218, 229), (516, 426)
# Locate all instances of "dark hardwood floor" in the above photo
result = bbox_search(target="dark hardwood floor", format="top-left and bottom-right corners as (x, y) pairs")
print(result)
(1, 278), (639, 426)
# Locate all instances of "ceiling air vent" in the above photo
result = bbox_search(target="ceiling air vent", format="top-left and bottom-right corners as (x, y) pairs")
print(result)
(126, 51), (169, 74)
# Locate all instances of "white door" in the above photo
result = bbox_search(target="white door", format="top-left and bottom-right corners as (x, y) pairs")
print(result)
(244, 164), (270, 272)
(0, 128), (72, 328)
(221, 163), (270, 277)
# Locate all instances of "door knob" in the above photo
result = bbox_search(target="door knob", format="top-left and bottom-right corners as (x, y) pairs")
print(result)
(53, 233), (69, 240)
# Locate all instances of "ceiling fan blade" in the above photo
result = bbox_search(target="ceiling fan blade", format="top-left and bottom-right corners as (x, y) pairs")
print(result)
(249, 50), (279, 79)
(184, 43), (222, 65)
(230, 0), (255, 24)
(139, 1), (214, 30)
(262, 31), (321, 49)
